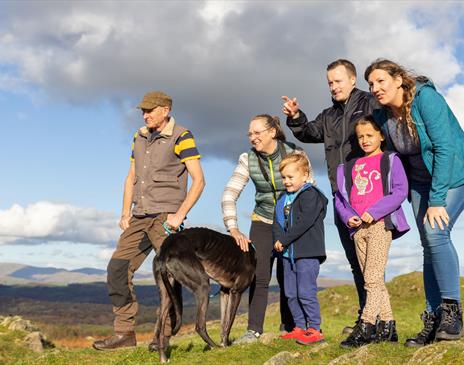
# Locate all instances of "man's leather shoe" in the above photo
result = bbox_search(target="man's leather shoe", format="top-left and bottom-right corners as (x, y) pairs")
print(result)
(92, 331), (136, 350)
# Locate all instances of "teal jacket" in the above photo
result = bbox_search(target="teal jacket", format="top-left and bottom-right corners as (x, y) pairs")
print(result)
(374, 81), (464, 207)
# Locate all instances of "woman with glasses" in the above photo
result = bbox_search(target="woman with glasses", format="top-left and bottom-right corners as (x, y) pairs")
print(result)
(222, 114), (314, 343)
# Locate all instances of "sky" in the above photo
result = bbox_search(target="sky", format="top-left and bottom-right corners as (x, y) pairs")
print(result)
(0, 1), (464, 280)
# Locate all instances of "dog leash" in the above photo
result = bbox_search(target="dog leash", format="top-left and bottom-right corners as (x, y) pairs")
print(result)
(162, 222), (185, 236)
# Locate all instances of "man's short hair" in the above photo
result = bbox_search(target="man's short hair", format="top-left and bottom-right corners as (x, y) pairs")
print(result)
(327, 59), (357, 77)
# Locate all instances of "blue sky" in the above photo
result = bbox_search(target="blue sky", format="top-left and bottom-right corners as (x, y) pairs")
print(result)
(1, 1), (463, 279)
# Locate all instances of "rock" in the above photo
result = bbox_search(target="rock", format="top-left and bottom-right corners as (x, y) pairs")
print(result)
(23, 331), (55, 353)
(1, 316), (38, 332)
(24, 332), (45, 353)
(9, 319), (37, 332)
(328, 346), (369, 365)
(263, 351), (300, 365)
(259, 332), (279, 344)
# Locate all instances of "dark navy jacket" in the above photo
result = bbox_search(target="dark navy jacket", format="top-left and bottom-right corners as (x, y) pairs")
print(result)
(273, 183), (328, 263)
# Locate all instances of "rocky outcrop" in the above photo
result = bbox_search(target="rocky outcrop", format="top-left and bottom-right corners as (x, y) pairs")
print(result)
(0, 315), (54, 352)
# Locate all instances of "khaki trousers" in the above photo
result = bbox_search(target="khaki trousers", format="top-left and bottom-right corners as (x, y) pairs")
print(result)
(107, 214), (178, 333)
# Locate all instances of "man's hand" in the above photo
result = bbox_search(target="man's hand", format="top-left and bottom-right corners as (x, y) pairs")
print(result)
(165, 213), (184, 231)
(230, 228), (251, 252)
(424, 206), (449, 230)
(348, 216), (362, 228)
(274, 240), (284, 252)
(361, 212), (374, 224)
(119, 214), (131, 230)
(282, 95), (300, 118)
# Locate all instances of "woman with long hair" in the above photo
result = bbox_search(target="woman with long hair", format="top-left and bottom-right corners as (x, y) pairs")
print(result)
(365, 59), (464, 347)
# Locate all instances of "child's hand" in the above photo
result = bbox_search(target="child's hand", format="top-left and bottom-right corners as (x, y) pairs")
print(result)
(348, 216), (362, 228)
(361, 212), (374, 224)
(274, 240), (284, 252)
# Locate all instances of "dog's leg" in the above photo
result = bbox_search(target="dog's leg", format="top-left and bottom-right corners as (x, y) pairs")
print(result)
(221, 290), (243, 347)
(193, 278), (219, 348)
(220, 287), (230, 347)
(157, 272), (171, 363)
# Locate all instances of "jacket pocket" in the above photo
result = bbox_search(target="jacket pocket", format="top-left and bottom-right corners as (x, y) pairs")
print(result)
(152, 173), (179, 189)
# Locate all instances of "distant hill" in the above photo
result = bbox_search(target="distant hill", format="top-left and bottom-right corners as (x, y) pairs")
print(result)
(0, 263), (153, 284)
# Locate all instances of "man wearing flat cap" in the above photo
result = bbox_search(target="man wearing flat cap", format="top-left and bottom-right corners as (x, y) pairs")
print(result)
(93, 91), (205, 351)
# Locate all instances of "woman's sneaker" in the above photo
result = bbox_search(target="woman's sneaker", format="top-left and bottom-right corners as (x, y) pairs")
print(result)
(296, 328), (325, 345)
(233, 329), (261, 344)
(280, 327), (305, 340)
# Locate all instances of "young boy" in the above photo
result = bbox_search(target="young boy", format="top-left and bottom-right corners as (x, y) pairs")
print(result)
(273, 151), (328, 345)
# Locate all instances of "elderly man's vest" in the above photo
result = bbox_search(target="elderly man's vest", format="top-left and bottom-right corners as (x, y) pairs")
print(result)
(132, 118), (187, 215)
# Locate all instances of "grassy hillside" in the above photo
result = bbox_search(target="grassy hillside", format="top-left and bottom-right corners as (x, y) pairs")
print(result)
(1, 272), (464, 364)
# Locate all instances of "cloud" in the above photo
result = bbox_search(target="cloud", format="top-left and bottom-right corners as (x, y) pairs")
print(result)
(0, 201), (119, 245)
(0, 1), (462, 166)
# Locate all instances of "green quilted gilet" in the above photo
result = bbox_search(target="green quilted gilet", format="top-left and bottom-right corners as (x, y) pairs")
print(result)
(248, 142), (296, 220)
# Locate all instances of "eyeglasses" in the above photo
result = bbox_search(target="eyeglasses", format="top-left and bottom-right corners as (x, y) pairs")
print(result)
(247, 127), (271, 139)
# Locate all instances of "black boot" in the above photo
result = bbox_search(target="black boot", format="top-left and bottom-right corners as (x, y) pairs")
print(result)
(374, 320), (398, 343)
(342, 309), (362, 335)
(404, 311), (437, 347)
(340, 320), (376, 348)
(435, 299), (463, 341)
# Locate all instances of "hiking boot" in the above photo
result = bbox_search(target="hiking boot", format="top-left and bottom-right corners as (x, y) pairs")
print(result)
(279, 327), (305, 340)
(92, 331), (136, 350)
(435, 299), (463, 341)
(374, 320), (398, 343)
(340, 320), (375, 348)
(404, 311), (437, 348)
(147, 335), (171, 352)
(296, 328), (325, 345)
(342, 309), (362, 334)
(233, 329), (261, 344)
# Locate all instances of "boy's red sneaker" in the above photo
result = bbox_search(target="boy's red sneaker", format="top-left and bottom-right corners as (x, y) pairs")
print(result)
(279, 327), (306, 340)
(296, 328), (325, 345)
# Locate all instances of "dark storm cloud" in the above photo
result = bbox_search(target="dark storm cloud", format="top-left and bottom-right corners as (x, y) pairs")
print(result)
(0, 1), (462, 170)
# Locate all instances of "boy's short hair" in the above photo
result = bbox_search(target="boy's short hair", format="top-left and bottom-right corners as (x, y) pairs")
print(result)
(279, 151), (315, 185)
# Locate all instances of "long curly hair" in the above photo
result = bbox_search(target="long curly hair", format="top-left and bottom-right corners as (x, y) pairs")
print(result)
(364, 59), (428, 142)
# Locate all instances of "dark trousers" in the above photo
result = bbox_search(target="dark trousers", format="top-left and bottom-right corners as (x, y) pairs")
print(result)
(283, 257), (321, 330)
(248, 220), (294, 333)
(333, 198), (366, 311)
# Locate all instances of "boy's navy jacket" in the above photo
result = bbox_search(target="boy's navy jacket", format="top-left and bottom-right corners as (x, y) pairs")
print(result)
(334, 151), (410, 239)
(273, 182), (328, 263)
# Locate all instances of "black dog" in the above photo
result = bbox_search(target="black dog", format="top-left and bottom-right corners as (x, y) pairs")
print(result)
(153, 227), (256, 363)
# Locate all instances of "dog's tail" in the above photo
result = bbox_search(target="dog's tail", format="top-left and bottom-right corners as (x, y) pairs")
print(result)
(160, 260), (183, 336)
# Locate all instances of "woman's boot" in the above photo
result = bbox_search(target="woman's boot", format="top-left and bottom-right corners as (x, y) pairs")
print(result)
(374, 320), (398, 343)
(404, 311), (437, 347)
(340, 320), (376, 348)
(435, 299), (463, 341)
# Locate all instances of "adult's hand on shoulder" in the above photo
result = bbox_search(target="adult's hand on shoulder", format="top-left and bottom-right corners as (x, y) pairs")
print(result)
(230, 228), (251, 252)
(424, 206), (449, 230)
(282, 96), (300, 118)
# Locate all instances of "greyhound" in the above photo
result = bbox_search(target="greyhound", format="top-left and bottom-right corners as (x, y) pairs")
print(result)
(153, 227), (256, 363)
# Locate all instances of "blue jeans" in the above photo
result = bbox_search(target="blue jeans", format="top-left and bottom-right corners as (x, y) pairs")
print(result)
(410, 182), (464, 312)
(283, 257), (321, 330)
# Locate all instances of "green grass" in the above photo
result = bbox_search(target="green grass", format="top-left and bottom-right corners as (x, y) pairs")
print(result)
(1, 272), (464, 364)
